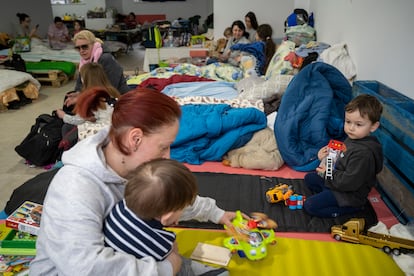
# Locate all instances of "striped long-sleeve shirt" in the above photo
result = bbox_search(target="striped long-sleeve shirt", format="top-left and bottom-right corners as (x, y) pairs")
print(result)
(103, 199), (176, 261)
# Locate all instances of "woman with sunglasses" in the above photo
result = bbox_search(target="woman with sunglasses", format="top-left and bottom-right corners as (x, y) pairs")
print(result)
(65, 30), (130, 109)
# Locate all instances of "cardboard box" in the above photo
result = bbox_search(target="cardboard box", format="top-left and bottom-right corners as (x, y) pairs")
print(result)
(190, 50), (209, 58)
(6, 201), (42, 236)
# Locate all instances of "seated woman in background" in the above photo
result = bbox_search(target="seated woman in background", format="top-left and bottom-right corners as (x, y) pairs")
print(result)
(125, 12), (137, 29)
(229, 23), (276, 76)
(206, 20), (249, 65)
(15, 13), (40, 39)
(48, 16), (71, 49)
(219, 20), (250, 63)
(64, 30), (131, 112)
(245, 11), (259, 42)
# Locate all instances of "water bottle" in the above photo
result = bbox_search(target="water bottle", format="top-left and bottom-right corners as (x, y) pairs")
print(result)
(168, 29), (173, 47)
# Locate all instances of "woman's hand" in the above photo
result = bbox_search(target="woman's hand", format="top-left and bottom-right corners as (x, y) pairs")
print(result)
(218, 211), (249, 229)
(30, 27), (38, 38)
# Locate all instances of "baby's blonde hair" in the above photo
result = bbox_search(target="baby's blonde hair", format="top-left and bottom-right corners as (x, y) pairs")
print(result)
(223, 27), (232, 38)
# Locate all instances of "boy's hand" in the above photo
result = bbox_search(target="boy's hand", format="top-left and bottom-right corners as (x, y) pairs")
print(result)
(317, 146), (329, 161)
(316, 163), (326, 173)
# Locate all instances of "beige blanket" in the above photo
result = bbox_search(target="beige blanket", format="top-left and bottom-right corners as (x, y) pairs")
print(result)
(223, 127), (284, 170)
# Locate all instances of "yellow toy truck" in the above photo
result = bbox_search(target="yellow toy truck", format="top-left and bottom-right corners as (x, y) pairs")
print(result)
(265, 184), (294, 203)
(331, 218), (414, 255)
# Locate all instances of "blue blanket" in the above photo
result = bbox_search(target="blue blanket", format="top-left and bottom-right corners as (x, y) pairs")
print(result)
(274, 62), (352, 171)
(231, 41), (266, 75)
(162, 81), (238, 100)
(171, 104), (267, 164)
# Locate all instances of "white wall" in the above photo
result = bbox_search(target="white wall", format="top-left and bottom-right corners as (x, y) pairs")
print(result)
(311, 0), (414, 100)
(52, 0), (213, 29)
(52, 0), (106, 19)
(0, 0), (53, 37)
(213, 0), (293, 41)
(109, 0), (213, 23)
(215, 0), (414, 100)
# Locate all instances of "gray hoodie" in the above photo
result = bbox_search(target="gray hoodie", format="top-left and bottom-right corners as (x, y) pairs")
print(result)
(30, 127), (225, 276)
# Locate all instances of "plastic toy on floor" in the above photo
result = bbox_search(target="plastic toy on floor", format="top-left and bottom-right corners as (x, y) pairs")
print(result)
(285, 194), (306, 210)
(223, 210), (277, 261)
(265, 183), (294, 203)
(331, 218), (414, 255)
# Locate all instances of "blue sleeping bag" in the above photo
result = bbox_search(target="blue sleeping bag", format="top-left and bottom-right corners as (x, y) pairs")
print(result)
(274, 62), (352, 171)
(171, 104), (267, 164)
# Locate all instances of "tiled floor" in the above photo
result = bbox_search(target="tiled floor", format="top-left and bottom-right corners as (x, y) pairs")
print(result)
(0, 44), (145, 211)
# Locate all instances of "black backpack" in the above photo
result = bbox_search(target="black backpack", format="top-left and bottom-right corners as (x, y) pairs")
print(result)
(4, 53), (27, 72)
(15, 113), (64, 166)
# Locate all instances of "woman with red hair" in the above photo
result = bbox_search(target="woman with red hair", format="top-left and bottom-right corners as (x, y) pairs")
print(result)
(31, 88), (237, 275)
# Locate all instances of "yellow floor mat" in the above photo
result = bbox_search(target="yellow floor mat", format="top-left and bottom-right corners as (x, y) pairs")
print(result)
(170, 228), (404, 276)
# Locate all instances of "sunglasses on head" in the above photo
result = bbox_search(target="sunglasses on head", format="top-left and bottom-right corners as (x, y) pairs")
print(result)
(74, 44), (90, 51)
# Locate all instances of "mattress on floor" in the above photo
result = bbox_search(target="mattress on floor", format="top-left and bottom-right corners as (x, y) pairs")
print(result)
(171, 228), (404, 276)
(26, 61), (77, 77)
(178, 172), (378, 232)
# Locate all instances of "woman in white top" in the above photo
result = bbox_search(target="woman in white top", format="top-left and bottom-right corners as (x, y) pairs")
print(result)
(245, 11), (259, 42)
(15, 13), (39, 39)
(220, 20), (250, 62)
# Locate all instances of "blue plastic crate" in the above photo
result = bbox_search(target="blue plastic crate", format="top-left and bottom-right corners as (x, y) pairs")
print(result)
(353, 81), (414, 224)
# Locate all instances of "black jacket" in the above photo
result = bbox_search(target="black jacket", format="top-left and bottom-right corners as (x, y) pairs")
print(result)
(326, 136), (383, 207)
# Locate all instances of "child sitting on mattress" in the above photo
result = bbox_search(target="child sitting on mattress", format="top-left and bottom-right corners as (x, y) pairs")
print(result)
(103, 158), (229, 276)
(303, 94), (383, 218)
(229, 23), (276, 76)
(56, 63), (121, 141)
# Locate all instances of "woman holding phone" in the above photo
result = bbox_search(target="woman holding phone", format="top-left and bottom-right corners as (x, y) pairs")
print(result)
(15, 13), (40, 39)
